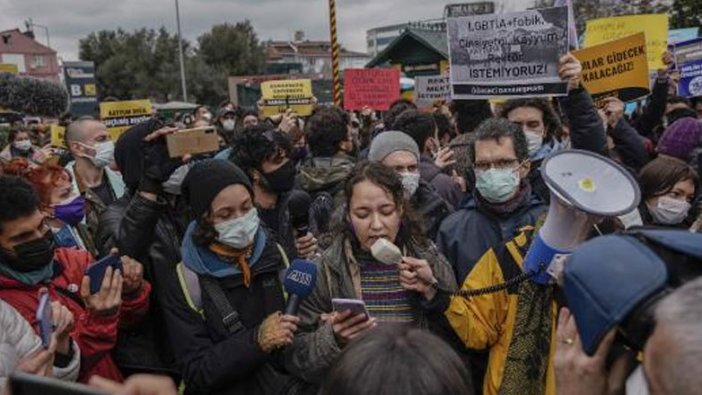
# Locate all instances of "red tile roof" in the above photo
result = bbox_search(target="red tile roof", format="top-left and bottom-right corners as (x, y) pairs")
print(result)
(0, 28), (55, 55)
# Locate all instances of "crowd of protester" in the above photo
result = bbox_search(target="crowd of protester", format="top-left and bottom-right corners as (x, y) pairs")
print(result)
(0, 47), (701, 395)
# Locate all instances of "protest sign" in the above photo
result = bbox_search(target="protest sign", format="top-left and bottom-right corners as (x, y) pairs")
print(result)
(343, 68), (400, 111)
(574, 33), (650, 102)
(673, 38), (702, 98)
(585, 14), (668, 70)
(415, 76), (451, 107)
(260, 79), (314, 117)
(447, 6), (570, 99)
(99, 100), (152, 141)
(50, 124), (67, 148)
(0, 63), (18, 74)
(63, 61), (99, 117)
(669, 28), (699, 45)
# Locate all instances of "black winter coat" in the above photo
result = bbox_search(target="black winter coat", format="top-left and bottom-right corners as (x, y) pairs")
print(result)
(411, 180), (454, 241)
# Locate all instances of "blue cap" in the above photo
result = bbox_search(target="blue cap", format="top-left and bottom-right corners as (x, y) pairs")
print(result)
(284, 259), (318, 298)
(563, 234), (668, 355)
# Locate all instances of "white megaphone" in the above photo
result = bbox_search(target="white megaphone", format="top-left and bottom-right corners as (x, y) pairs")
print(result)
(523, 149), (641, 284)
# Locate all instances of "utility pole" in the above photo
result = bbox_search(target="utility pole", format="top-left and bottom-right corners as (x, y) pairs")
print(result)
(175, 0), (188, 102)
(328, 0), (341, 106)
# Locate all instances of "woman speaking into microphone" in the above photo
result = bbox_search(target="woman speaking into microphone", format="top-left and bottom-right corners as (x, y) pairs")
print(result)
(284, 161), (458, 389)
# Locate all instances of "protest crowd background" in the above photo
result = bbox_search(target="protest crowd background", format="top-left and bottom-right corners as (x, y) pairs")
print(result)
(1, 0), (702, 394)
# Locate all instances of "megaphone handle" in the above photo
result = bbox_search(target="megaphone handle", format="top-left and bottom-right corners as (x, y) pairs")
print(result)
(449, 270), (536, 299)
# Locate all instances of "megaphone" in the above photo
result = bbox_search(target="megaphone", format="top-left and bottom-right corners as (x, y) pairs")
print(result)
(523, 149), (641, 284)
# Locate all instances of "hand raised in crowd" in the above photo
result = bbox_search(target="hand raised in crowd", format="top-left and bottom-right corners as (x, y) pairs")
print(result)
(327, 310), (377, 346)
(294, 232), (318, 259)
(399, 257), (438, 301)
(80, 266), (123, 317)
(47, 290), (75, 355)
(257, 312), (300, 353)
(278, 109), (298, 134)
(559, 53), (583, 91)
(90, 374), (178, 395)
(121, 256), (145, 296)
(554, 308), (631, 395)
(601, 97), (625, 129)
(433, 146), (456, 170)
(451, 169), (467, 193)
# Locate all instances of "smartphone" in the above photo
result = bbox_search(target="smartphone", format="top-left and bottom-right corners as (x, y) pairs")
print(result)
(166, 126), (220, 158)
(85, 255), (123, 294)
(332, 298), (369, 320)
(36, 293), (52, 349)
(10, 372), (109, 395)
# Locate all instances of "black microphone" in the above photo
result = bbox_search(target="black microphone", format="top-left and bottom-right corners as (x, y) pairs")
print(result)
(288, 190), (312, 238)
(0, 73), (69, 117)
(283, 259), (318, 316)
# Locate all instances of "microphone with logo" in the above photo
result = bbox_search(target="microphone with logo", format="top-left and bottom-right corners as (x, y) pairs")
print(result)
(283, 259), (318, 316)
(288, 190), (312, 238)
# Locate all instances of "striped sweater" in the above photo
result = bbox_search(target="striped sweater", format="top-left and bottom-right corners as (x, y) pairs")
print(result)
(359, 260), (414, 323)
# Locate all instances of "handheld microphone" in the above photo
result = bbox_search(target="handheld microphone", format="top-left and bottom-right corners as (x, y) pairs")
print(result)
(283, 259), (318, 316)
(288, 190), (312, 238)
(0, 73), (69, 117)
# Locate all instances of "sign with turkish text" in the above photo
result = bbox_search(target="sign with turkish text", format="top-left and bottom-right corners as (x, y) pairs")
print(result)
(673, 38), (702, 98)
(63, 61), (99, 117)
(260, 79), (314, 117)
(99, 100), (153, 141)
(415, 76), (451, 107)
(343, 68), (401, 111)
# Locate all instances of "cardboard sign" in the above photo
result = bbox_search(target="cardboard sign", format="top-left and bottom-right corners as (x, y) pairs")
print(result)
(585, 14), (668, 70)
(415, 76), (451, 107)
(99, 100), (153, 141)
(343, 69), (400, 111)
(260, 79), (314, 117)
(574, 33), (650, 102)
(0, 63), (18, 74)
(447, 6), (570, 99)
(673, 38), (702, 98)
(166, 127), (220, 158)
(50, 124), (67, 148)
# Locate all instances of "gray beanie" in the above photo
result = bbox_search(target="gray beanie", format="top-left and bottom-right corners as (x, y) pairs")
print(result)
(368, 131), (420, 163)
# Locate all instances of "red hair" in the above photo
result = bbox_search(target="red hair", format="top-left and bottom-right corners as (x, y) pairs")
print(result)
(2, 159), (71, 207)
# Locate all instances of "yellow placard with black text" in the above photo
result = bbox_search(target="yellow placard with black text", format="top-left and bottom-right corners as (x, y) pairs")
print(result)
(0, 63), (18, 74)
(260, 79), (313, 118)
(50, 124), (67, 148)
(585, 14), (668, 70)
(574, 33), (650, 102)
(99, 100), (152, 141)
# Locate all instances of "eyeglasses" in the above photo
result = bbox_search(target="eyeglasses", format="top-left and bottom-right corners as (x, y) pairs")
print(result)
(473, 158), (520, 172)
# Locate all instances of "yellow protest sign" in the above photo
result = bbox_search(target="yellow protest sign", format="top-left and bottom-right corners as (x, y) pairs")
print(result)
(99, 100), (153, 141)
(50, 124), (67, 148)
(260, 79), (313, 118)
(0, 64), (18, 74)
(575, 33), (650, 102)
(585, 14), (668, 70)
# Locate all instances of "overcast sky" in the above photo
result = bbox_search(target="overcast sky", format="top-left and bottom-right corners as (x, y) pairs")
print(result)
(0, 0), (530, 61)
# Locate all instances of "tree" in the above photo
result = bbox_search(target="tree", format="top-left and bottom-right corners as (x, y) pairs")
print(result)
(670, 0), (702, 28)
(197, 21), (266, 77)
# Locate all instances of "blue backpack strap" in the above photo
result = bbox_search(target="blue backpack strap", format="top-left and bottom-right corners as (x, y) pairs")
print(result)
(176, 262), (203, 316)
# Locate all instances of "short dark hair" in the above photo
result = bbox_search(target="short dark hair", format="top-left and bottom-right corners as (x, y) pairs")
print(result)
(668, 96), (692, 107)
(383, 99), (417, 130)
(451, 99), (493, 134)
(307, 106), (348, 157)
(469, 118), (529, 163)
(229, 126), (292, 179)
(0, 176), (41, 235)
(392, 110), (436, 151)
(320, 325), (473, 395)
(192, 105), (207, 116)
(639, 156), (698, 200)
(501, 98), (562, 141)
(7, 126), (30, 143)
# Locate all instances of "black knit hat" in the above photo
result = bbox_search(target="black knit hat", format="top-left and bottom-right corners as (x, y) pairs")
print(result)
(182, 159), (253, 218)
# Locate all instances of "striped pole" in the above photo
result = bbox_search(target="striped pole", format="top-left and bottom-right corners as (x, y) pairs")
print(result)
(328, 0), (342, 106)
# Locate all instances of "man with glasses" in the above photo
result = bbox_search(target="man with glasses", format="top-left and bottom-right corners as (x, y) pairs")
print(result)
(437, 118), (547, 284)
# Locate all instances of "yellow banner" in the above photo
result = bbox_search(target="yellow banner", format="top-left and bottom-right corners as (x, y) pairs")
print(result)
(260, 79), (313, 117)
(585, 14), (668, 70)
(50, 124), (67, 148)
(575, 33), (651, 102)
(0, 63), (18, 74)
(99, 100), (153, 141)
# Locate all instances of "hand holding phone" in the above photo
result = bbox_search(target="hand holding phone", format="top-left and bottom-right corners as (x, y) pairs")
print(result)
(86, 255), (123, 294)
(36, 292), (53, 349)
(331, 298), (369, 320)
(81, 256), (124, 317)
(329, 299), (375, 345)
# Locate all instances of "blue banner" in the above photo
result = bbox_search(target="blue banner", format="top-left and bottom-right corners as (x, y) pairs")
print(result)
(674, 38), (702, 98)
(63, 61), (99, 117)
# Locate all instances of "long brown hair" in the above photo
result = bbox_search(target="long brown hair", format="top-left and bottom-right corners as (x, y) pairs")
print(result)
(639, 156), (698, 200)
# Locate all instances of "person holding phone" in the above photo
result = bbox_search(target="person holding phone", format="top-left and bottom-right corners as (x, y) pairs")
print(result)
(284, 161), (457, 389)
(0, 175), (150, 383)
(0, 293), (79, 395)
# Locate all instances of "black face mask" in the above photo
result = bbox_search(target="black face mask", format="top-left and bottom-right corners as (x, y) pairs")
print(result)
(261, 160), (296, 194)
(0, 231), (56, 273)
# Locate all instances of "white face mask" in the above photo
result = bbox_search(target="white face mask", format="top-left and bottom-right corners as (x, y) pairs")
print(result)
(649, 196), (691, 225)
(162, 163), (192, 195)
(13, 140), (32, 151)
(400, 172), (420, 199)
(214, 208), (260, 249)
(222, 119), (236, 132)
(81, 141), (114, 168)
(524, 130), (544, 156)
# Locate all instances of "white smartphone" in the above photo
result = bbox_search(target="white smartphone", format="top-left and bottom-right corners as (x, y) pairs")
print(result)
(332, 298), (369, 320)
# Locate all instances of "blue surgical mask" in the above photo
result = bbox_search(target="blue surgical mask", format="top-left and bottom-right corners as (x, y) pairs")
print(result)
(476, 168), (520, 203)
(214, 208), (260, 249)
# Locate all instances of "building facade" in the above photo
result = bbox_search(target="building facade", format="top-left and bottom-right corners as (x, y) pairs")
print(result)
(0, 28), (59, 81)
